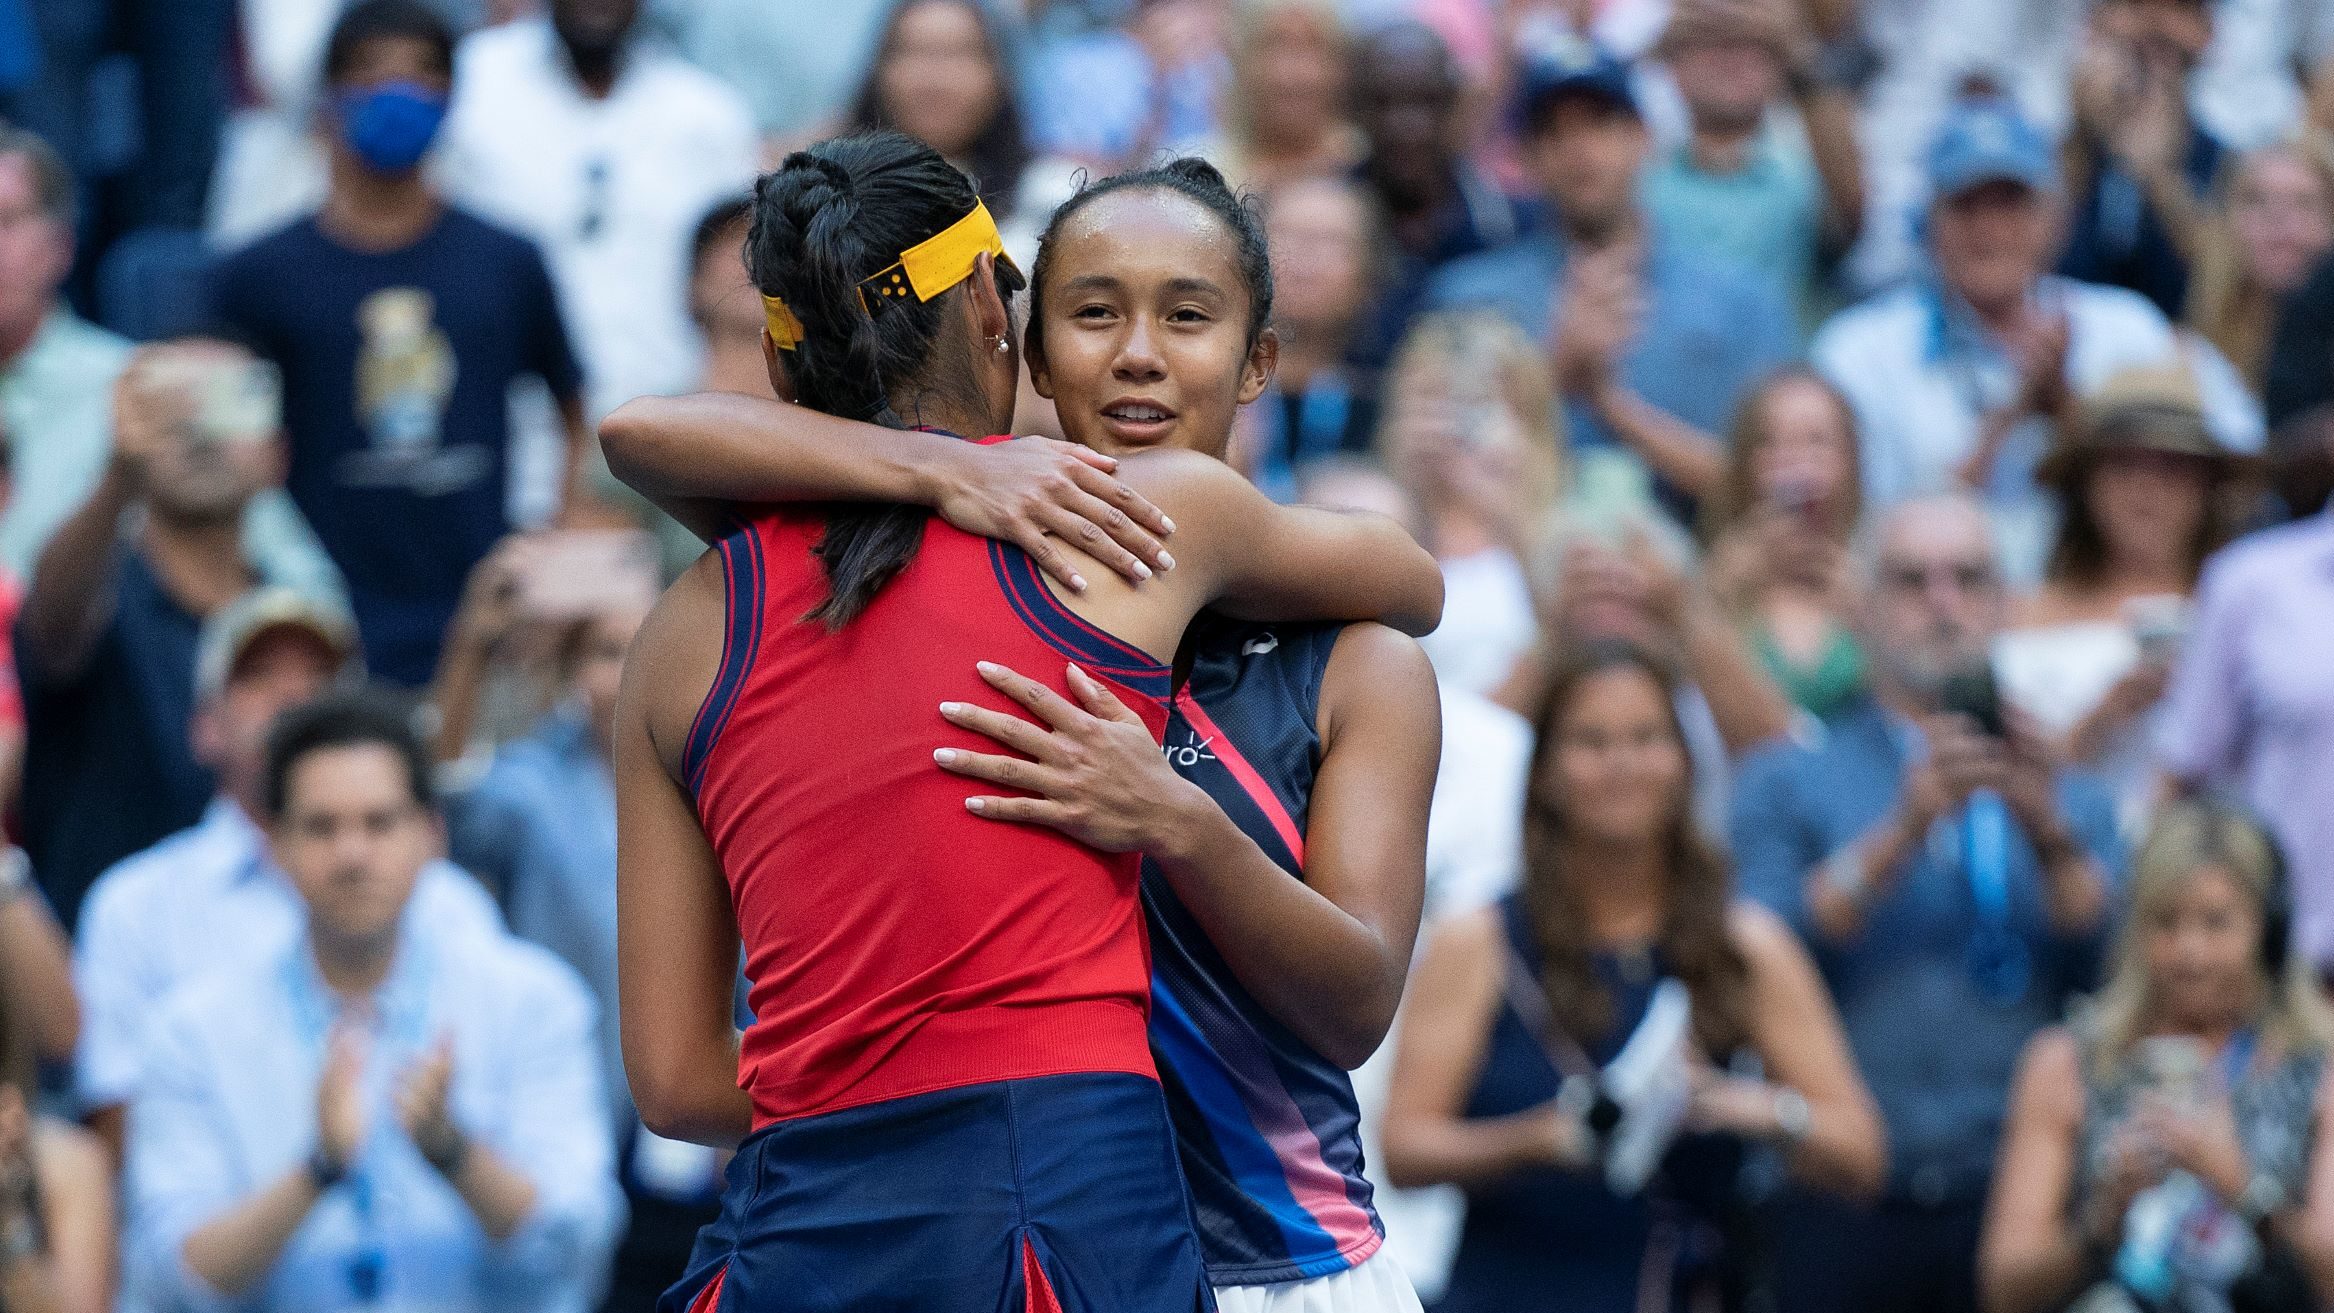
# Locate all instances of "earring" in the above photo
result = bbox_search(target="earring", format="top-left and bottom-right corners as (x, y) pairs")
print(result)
(994, 335), (1011, 353)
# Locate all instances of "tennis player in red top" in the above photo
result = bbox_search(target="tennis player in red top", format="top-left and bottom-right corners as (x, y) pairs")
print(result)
(612, 132), (1441, 1313)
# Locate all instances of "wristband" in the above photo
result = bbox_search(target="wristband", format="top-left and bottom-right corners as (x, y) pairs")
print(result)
(1819, 844), (1871, 906)
(306, 1145), (348, 1191)
(422, 1128), (471, 1178)
(1771, 1087), (1813, 1147)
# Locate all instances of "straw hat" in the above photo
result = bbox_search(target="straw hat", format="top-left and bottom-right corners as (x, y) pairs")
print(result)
(2034, 363), (2257, 491)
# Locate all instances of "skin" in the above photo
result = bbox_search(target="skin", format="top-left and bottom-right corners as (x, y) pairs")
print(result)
(691, 215), (775, 401)
(1380, 666), (1887, 1199)
(613, 192), (1443, 1144)
(1802, 499), (2111, 946)
(1522, 97), (1649, 245)
(0, 153), (69, 367)
(1931, 182), (2061, 329)
(1983, 867), (2334, 1311)
(551, 0), (639, 95)
(1671, 36), (1781, 138)
(874, 2), (1003, 161)
(1709, 379), (1860, 677)
(1263, 178), (1372, 361)
(2230, 150), (2334, 297)
(1236, 6), (1348, 160)
(184, 746), (540, 1296)
(1351, 24), (1465, 227)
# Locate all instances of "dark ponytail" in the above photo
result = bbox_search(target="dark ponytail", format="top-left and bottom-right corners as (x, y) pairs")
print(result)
(745, 131), (1024, 626)
(1026, 156), (1274, 364)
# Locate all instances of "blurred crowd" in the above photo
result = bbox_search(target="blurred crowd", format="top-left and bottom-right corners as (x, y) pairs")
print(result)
(5, 0), (2334, 1310)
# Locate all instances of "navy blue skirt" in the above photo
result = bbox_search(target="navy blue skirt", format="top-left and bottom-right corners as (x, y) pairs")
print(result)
(660, 1071), (1215, 1313)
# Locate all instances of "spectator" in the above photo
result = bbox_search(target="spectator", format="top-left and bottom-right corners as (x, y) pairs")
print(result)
(1374, 312), (1567, 698)
(1206, 0), (1363, 192)
(1380, 639), (1885, 1313)
(1811, 95), (2262, 586)
(2188, 144), (2334, 395)
(73, 588), (503, 1159)
(125, 691), (622, 1313)
(1642, 0), (1865, 324)
(212, 0), (593, 686)
(0, 961), (113, 1313)
(1982, 800), (2334, 1313)
(2059, 0), (2227, 320)
(1504, 510), (1796, 837)
(438, 550), (686, 1313)
(678, 0), (890, 150)
(439, 0), (758, 427)
(2156, 415), (2334, 974)
(849, 1), (1034, 224)
(685, 197), (766, 405)
(1703, 367), (1869, 724)
(1999, 367), (2251, 835)
(1730, 493), (2123, 1313)
(1246, 176), (1385, 498)
(1348, 22), (1532, 368)
(0, 127), (329, 591)
(16, 341), (311, 928)
(1426, 41), (1797, 516)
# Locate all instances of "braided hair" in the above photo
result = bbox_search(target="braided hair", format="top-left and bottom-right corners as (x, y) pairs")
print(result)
(745, 131), (1025, 626)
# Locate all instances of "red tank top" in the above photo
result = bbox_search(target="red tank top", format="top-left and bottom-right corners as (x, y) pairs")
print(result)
(685, 502), (1171, 1126)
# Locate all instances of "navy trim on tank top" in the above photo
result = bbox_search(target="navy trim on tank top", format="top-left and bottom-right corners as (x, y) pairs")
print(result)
(985, 539), (1171, 698)
(682, 520), (766, 794)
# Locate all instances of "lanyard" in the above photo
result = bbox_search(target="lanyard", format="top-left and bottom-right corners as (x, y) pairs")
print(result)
(1961, 790), (2031, 1005)
(1253, 375), (1353, 503)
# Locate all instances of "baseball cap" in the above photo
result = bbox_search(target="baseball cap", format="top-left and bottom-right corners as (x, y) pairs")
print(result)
(195, 587), (360, 703)
(1926, 95), (2057, 198)
(1513, 36), (1639, 132)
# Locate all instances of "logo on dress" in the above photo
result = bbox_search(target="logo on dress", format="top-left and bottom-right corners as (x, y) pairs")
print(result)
(1241, 633), (1279, 657)
(1162, 729), (1218, 770)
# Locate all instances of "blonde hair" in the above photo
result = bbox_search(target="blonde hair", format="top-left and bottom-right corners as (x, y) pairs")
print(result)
(2083, 800), (2334, 1077)
(1378, 310), (1568, 522)
(2185, 143), (2334, 392)
(1701, 366), (1864, 541)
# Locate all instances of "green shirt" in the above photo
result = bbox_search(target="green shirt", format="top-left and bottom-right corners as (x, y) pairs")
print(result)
(1639, 124), (1822, 331)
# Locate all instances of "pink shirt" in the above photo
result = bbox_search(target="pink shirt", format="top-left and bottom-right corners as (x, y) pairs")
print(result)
(2157, 513), (2334, 966)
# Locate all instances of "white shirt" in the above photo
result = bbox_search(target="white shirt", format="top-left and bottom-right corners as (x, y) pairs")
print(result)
(1811, 277), (2264, 581)
(74, 798), (505, 1113)
(1423, 685), (1531, 923)
(126, 915), (621, 1313)
(439, 22), (759, 422)
(1418, 549), (1537, 699)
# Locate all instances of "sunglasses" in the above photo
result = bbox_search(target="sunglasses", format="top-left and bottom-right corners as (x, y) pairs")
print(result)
(1879, 560), (1997, 595)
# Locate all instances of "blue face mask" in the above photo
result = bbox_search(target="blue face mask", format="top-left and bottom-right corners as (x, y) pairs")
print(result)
(337, 81), (448, 175)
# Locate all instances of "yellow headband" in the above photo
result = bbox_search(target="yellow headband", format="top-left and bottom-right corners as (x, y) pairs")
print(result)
(760, 201), (1017, 352)
(763, 295), (806, 352)
(859, 200), (1019, 308)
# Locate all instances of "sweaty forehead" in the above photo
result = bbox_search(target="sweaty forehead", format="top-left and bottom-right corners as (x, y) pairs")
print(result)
(1052, 189), (1243, 287)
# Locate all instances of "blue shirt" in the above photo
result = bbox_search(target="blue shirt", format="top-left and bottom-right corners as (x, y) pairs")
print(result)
(447, 710), (621, 1131)
(1422, 232), (1795, 513)
(1727, 700), (2124, 1204)
(75, 797), (505, 1113)
(18, 550), (211, 930)
(125, 906), (624, 1313)
(209, 209), (583, 686)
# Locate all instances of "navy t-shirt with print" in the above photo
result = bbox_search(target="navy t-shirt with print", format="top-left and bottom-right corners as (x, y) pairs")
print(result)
(210, 208), (582, 684)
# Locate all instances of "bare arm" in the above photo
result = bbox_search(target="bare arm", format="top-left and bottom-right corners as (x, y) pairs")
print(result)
(936, 627), (1437, 1069)
(179, 1168), (326, 1297)
(0, 875), (78, 1063)
(598, 392), (1171, 586)
(30, 1122), (113, 1313)
(17, 462), (133, 687)
(1727, 903), (1887, 1198)
(1680, 597), (1795, 756)
(614, 564), (754, 1149)
(1979, 1030), (2096, 1313)
(1119, 449), (1443, 637)
(1795, 79), (1867, 251)
(1379, 910), (1578, 1189)
(1587, 388), (1727, 502)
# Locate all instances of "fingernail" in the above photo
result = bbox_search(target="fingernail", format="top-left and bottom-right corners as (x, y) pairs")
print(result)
(1161, 516), (1176, 534)
(1133, 561), (1152, 580)
(939, 701), (963, 715)
(1156, 551), (1175, 571)
(1071, 574), (1088, 591)
(965, 797), (987, 813)
(934, 748), (957, 764)
(976, 661), (1001, 674)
